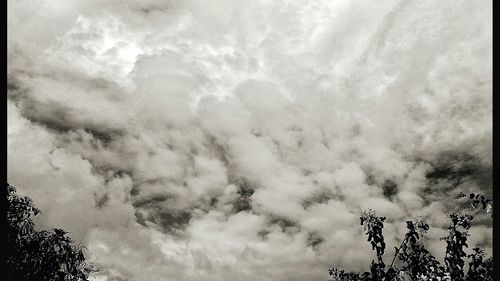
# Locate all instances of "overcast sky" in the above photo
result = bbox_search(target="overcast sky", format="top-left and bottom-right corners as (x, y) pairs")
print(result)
(7, 1), (492, 280)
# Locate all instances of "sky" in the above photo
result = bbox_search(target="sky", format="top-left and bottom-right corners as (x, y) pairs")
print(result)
(7, 1), (492, 280)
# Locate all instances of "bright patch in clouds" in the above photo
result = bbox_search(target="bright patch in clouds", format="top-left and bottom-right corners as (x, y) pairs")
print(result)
(47, 15), (143, 87)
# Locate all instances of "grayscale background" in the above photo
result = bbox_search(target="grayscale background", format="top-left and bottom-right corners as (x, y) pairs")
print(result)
(7, 1), (492, 280)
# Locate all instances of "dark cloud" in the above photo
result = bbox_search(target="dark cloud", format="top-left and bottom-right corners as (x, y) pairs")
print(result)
(425, 151), (491, 189)
(268, 216), (301, 235)
(423, 151), (492, 204)
(232, 178), (255, 213)
(381, 180), (398, 201)
(306, 231), (324, 249)
(302, 188), (337, 209)
(95, 193), (110, 209)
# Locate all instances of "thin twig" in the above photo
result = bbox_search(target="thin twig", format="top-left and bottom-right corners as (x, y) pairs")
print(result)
(77, 234), (86, 248)
(389, 236), (409, 270)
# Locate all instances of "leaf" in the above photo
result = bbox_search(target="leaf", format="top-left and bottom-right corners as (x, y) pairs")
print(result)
(486, 203), (492, 213)
(53, 228), (68, 237)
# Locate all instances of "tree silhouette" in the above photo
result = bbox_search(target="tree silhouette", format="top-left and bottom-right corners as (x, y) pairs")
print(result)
(329, 192), (493, 281)
(6, 183), (96, 281)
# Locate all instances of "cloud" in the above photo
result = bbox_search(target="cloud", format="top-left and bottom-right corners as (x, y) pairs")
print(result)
(8, 0), (492, 280)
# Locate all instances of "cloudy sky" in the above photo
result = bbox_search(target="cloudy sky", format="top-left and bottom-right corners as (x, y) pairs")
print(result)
(7, 0), (492, 280)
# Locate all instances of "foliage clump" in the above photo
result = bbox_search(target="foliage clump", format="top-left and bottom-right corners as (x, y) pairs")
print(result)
(6, 183), (96, 281)
(329, 192), (493, 281)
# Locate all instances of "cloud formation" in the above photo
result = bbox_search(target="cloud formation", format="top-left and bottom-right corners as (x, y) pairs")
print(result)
(8, 0), (492, 280)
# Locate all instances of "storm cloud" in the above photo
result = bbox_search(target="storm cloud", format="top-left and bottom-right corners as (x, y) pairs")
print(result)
(7, 1), (491, 280)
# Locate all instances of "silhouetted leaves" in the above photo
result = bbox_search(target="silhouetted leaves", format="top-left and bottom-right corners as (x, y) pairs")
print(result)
(360, 210), (387, 271)
(329, 192), (493, 281)
(457, 192), (492, 214)
(397, 217), (444, 280)
(6, 183), (96, 281)
(441, 213), (473, 280)
(467, 247), (493, 280)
